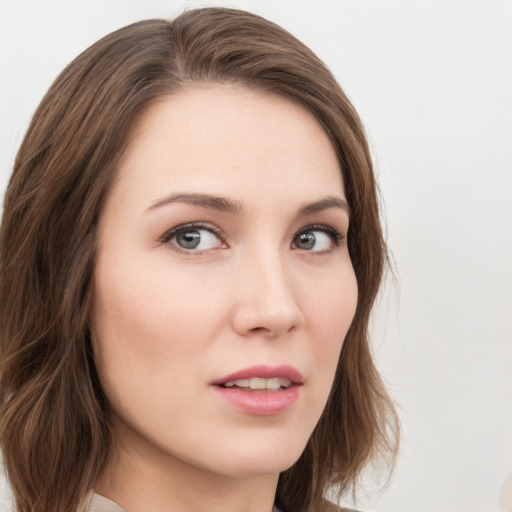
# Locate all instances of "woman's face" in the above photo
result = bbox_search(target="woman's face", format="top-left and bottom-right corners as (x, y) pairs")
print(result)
(92, 85), (357, 481)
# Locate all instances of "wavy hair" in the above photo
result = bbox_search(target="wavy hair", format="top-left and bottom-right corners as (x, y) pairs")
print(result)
(0, 8), (399, 512)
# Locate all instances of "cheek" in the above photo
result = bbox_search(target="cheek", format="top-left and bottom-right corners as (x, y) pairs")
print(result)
(90, 256), (220, 434)
(309, 262), (357, 330)
(305, 264), (358, 384)
(91, 254), (231, 384)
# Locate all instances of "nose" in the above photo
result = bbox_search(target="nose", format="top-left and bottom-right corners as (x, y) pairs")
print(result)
(231, 250), (305, 339)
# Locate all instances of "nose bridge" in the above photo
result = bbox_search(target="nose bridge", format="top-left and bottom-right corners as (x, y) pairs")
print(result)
(252, 244), (293, 303)
(232, 240), (304, 337)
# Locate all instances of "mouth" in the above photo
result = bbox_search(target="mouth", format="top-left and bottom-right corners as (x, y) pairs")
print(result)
(212, 364), (303, 390)
(221, 377), (293, 392)
(211, 365), (303, 415)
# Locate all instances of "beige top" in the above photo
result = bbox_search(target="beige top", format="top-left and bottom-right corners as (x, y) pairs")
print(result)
(86, 492), (283, 512)
(86, 492), (126, 512)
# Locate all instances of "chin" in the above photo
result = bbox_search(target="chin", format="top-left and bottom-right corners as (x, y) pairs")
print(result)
(204, 434), (308, 478)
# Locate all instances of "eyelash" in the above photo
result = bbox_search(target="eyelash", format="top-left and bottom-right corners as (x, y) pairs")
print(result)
(158, 222), (345, 255)
(158, 222), (225, 254)
(291, 224), (344, 255)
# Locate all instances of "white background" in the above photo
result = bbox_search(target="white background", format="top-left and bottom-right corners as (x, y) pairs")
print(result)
(0, 1), (511, 511)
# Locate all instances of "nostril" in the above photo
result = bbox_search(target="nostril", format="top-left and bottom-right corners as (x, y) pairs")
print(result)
(250, 327), (275, 337)
(231, 285), (304, 337)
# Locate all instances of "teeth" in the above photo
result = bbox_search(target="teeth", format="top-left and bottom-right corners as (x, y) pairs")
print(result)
(250, 379), (266, 390)
(223, 378), (292, 390)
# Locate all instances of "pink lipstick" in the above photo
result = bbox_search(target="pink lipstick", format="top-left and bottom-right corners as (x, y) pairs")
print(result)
(211, 365), (303, 416)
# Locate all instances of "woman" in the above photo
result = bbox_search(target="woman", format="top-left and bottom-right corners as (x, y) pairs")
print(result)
(0, 7), (398, 512)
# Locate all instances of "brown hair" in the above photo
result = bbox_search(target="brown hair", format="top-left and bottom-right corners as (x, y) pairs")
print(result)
(0, 7), (398, 512)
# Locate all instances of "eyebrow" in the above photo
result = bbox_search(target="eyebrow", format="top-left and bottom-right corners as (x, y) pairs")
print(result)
(147, 193), (243, 214)
(297, 196), (351, 217)
(146, 193), (350, 217)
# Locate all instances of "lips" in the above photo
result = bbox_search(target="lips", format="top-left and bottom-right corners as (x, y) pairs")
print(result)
(212, 365), (304, 386)
(211, 365), (304, 415)
(223, 377), (292, 391)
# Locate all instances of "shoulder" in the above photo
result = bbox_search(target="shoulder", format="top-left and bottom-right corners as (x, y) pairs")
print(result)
(276, 499), (360, 512)
(83, 492), (126, 512)
(319, 499), (361, 512)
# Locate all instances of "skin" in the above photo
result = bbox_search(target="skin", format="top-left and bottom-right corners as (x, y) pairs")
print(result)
(92, 85), (358, 512)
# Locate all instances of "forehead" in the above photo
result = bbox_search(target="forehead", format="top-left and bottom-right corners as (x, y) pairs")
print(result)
(113, 85), (344, 208)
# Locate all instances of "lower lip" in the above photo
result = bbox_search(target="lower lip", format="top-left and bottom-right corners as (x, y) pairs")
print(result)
(212, 385), (301, 415)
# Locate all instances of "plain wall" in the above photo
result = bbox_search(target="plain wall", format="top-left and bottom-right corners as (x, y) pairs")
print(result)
(1, 1), (511, 511)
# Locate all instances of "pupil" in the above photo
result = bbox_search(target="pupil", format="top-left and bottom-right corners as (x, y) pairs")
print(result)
(298, 232), (315, 250)
(177, 231), (200, 249)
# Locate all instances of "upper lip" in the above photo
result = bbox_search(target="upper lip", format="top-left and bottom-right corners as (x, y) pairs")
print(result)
(211, 365), (304, 386)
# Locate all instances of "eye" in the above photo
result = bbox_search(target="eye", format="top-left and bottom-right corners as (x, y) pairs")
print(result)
(292, 225), (342, 253)
(160, 223), (226, 252)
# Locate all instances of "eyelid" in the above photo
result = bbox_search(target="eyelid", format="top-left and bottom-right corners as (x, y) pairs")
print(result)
(157, 221), (345, 254)
(158, 221), (226, 247)
(292, 224), (345, 251)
